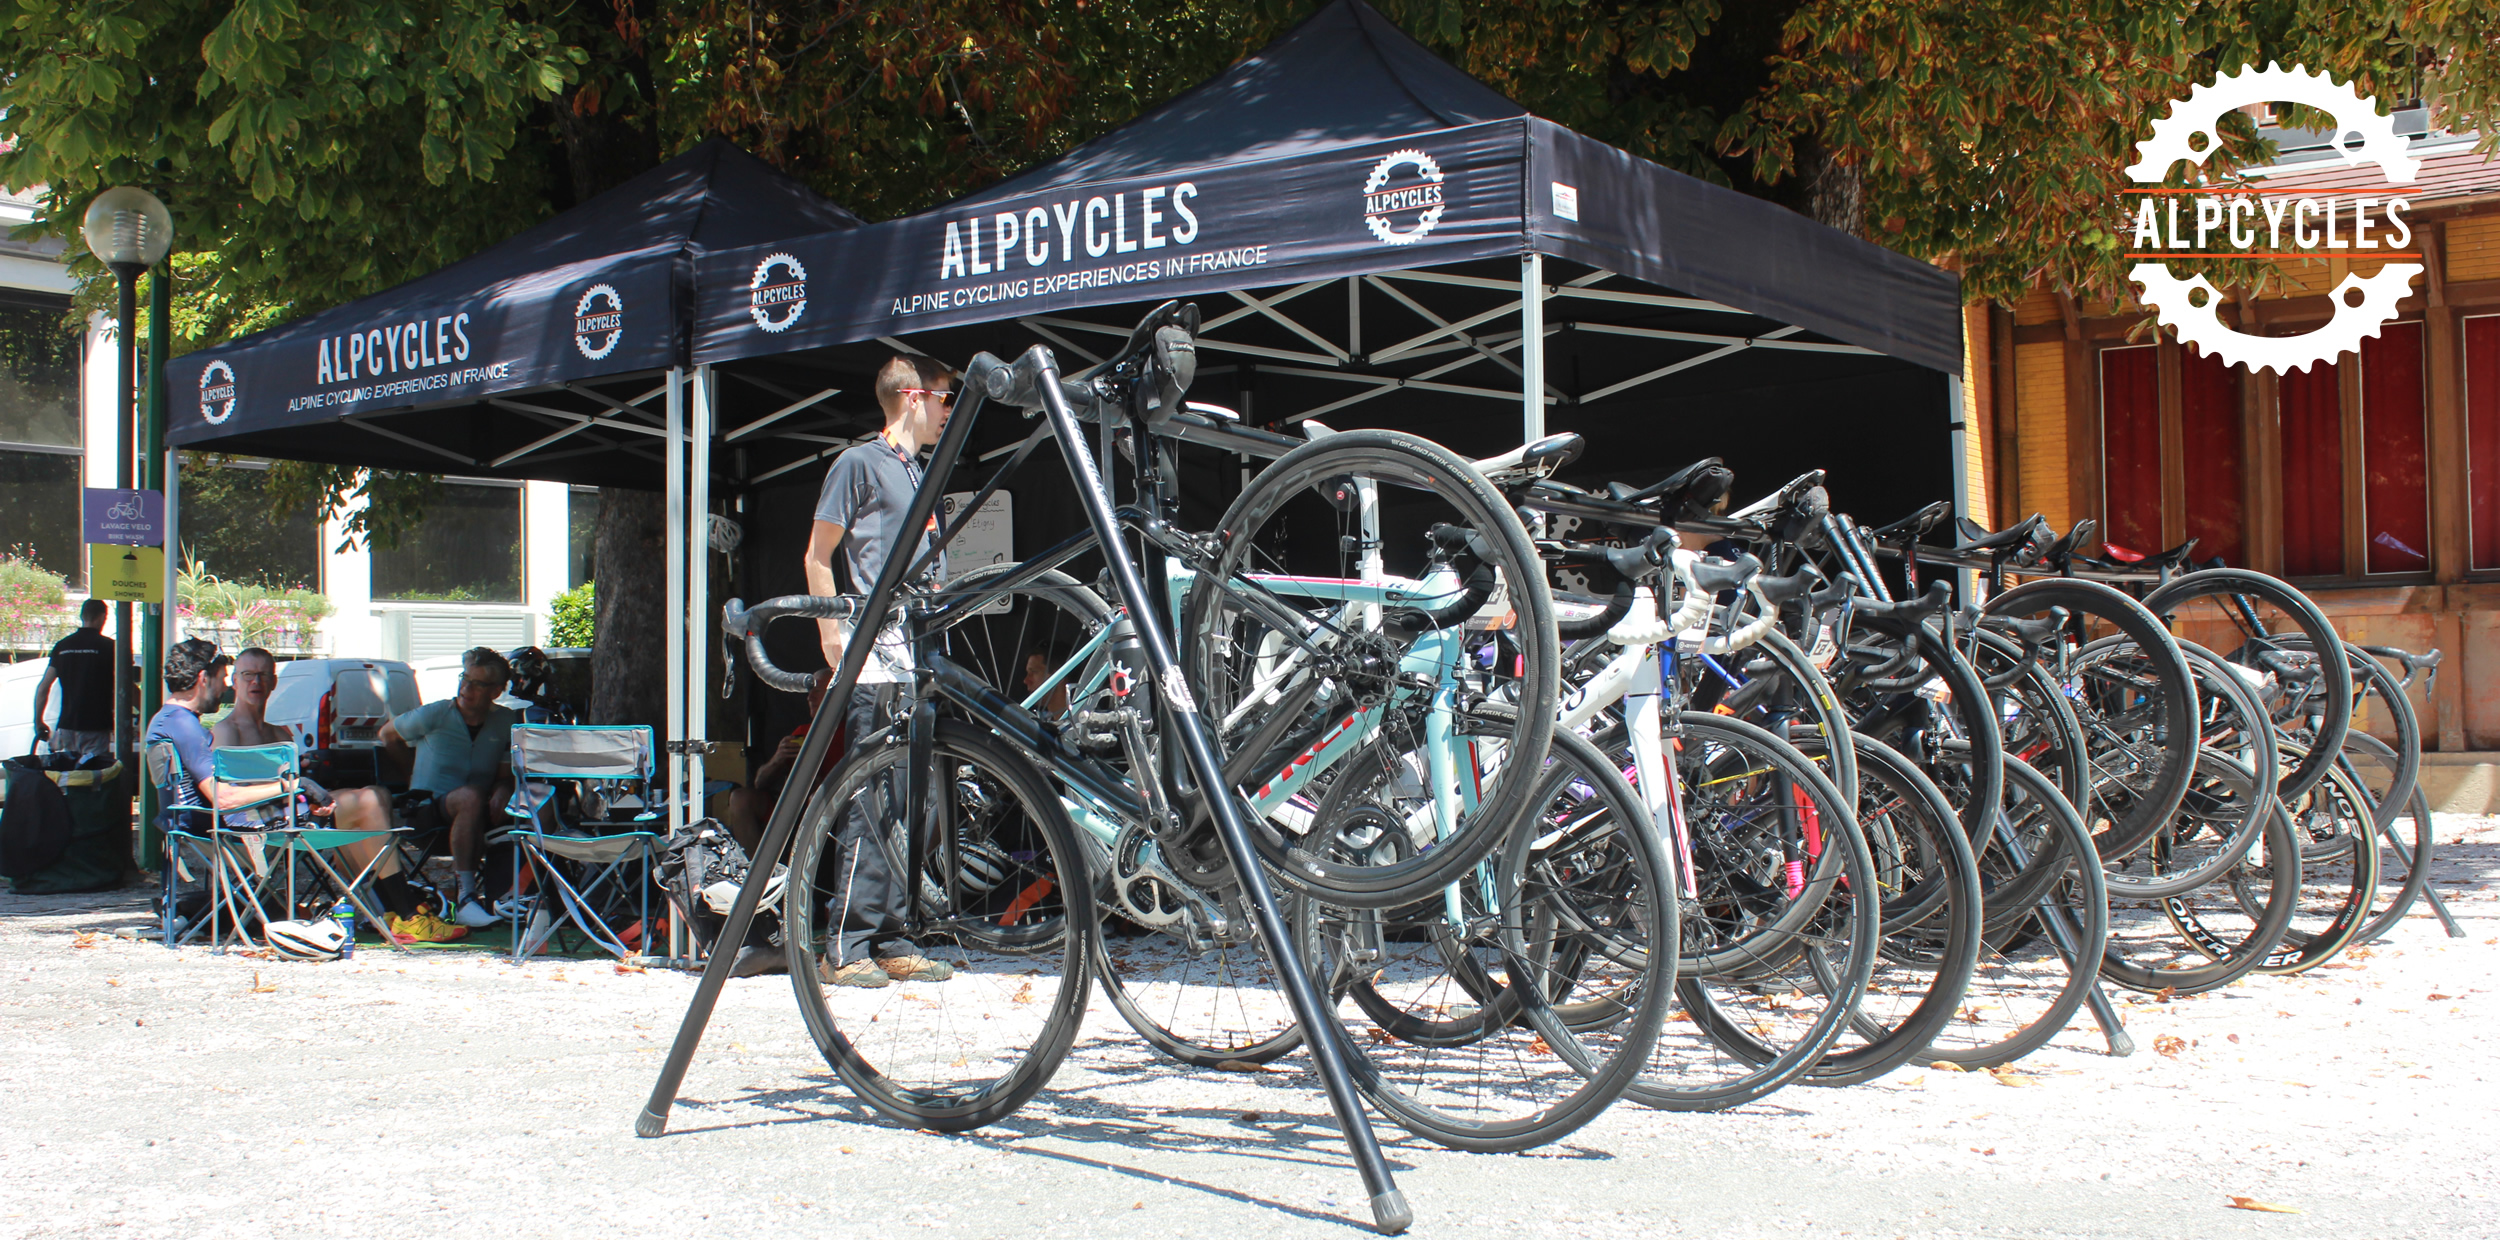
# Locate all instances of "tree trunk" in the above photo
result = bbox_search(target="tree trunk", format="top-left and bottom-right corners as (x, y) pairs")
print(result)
(1809, 145), (1867, 239)
(589, 487), (667, 737)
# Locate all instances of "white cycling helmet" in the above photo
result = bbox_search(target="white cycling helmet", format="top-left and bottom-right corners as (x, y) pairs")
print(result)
(266, 919), (348, 961)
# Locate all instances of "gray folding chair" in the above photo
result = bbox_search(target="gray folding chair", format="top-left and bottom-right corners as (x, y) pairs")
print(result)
(492, 725), (662, 960)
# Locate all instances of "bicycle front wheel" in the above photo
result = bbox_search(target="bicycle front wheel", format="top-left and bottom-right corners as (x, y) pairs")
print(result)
(784, 720), (1095, 1131)
(1183, 427), (1558, 908)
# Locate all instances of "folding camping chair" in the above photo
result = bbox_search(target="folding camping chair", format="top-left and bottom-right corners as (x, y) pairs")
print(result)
(207, 744), (411, 954)
(494, 725), (662, 961)
(146, 740), (252, 950)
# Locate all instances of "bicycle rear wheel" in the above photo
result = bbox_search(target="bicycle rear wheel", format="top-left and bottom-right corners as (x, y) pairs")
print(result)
(784, 720), (1095, 1131)
(2142, 567), (2352, 804)
(1306, 725), (1674, 1152)
(1184, 428), (1559, 908)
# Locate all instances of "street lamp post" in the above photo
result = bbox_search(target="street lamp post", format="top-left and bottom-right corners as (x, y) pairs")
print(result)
(81, 187), (172, 867)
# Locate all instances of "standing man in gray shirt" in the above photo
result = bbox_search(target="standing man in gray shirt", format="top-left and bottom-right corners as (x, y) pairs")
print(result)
(799, 353), (955, 988)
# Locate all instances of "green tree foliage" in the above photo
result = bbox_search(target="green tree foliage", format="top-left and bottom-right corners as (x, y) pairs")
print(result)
(547, 580), (594, 647)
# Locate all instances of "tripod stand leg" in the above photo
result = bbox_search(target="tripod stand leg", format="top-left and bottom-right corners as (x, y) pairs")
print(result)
(1029, 360), (1409, 1234)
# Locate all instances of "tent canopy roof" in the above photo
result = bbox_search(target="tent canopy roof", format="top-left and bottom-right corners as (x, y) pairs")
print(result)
(164, 139), (861, 487)
(957, 1), (1524, 202)
(691, 0), (1959, 377)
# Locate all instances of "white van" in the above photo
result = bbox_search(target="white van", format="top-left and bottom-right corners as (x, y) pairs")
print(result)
(0, 657), (64, 759)
(262, 658), (423, 752)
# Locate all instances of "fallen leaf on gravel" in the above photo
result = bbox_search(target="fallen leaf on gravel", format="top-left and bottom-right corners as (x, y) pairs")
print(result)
(247, 972), (277, 994)
(1132, 1203), (1144, 1210)
(1215, 1060), (1271, 1073)
(1898, 1075), (1927, 1088)
(2428, 993), (2452, 1001)
(1990, 1070), (2037, 1087)
(1529, 1036), (1553, 1055)
(2227, 1197), (2301, 1214)
(2153, 1035), (2187, 1058)
(2228, 1034), (2240, 1043)
(72, 931), (100, 949)
(1970, 1147), (1995, 1155)
(2155, 986), (2176, 1003)
(1242, 1113), (1263, 1123)
(840, 1147), (854, 1154)
(106, 978), (121, 986)
(1930, 1061), (1966, 1072)
(1369, 1027), (1394, 1043)
(614, 963), (646, 974)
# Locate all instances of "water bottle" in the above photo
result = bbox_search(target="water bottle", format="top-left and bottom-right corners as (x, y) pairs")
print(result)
(331, 899), (358, 959)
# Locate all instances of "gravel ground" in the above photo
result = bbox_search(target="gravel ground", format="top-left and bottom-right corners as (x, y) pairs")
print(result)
(4, 816), (2497, 1239)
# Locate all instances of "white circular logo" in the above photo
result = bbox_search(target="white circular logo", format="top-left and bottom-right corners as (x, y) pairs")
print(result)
(1363, 149), (1446, 246)
(2125, 64), (2421, 375)
(199, 360), (237, 425)
(749, 253), (807, 333)
(573, 283), (624, 360)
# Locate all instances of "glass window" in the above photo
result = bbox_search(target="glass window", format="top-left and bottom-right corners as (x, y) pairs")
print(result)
(2100, 345), (2162, 556)
(2360, 322), (2429, 574)
(176, 456), (321, 590)
(568, 485), (601, 588)
(0, 447), (82, 586)
(2468, 315), (2500, 571)
(2279, 360), (2344, 577)
(2180, 347), (2245, 567)
(371, 479), (523, 602)
(0, 298), (79, 449)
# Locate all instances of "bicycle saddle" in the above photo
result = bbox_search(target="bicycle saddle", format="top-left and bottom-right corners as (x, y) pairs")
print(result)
(1475, 432), (1585, 483)
(1868, 500), (1953, 544)
(2038, 518), (2098, 571)
(1616, 457), (1735, 519)
(1955, 513), (2049, 555)
(2098, 537), (2199, 572)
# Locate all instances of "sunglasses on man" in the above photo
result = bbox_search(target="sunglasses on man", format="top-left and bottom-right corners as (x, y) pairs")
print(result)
(899, 387), (956, 406)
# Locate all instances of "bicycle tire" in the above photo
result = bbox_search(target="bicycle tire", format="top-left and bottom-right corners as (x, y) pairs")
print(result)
(784, 720), (1095, 1131)
(2097, 639), (2279, 900)
(1794, 733), (1980, 1087)
(2141, 567), (2353, 804)
(1982, 578), (2199, 858)
(1924, 755), (2110, 1069)
(1308, 725), (1675, 1152)
(2340, 734), (2438, 944)
(2248, 755), (2379, 975)
(1183, 428), (1559, 907)
(1626, 713), (1880, 1112)
(2101, 792), (2299, 996)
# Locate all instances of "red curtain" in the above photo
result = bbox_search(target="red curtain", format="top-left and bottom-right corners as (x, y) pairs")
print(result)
(2361, 322), (2429, 574)
(2180, 347), (2245, 567)
(2279, 359), (2344, 577)
(2468, 316), (2500, 570)
(2100, 346), (2162, 556)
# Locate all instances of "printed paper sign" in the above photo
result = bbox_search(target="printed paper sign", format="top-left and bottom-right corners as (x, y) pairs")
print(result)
(89, 544), (164, 602)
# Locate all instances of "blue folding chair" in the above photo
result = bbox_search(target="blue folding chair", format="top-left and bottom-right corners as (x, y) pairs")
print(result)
(494, 725), (662, 960)
(208, 744), (410, 953)
(143, 741), (222, 948)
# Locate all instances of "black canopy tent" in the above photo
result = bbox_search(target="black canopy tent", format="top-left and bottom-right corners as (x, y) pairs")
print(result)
(690, 0), (1965, 518)
(160, 138), (866, 853)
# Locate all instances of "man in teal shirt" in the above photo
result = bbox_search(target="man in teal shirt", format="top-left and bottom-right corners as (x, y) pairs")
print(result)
(380, 646), (519, 928)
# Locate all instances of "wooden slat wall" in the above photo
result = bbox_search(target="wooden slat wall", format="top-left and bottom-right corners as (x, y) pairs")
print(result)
(2014, 341), (2070, 530)
(2449, 215), (2500, 283)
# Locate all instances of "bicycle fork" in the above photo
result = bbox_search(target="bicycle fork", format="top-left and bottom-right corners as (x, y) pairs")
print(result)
(1031, 356), (1412, 1234)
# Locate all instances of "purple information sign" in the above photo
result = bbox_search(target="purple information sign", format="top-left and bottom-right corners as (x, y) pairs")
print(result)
(83, 488), (165, 546)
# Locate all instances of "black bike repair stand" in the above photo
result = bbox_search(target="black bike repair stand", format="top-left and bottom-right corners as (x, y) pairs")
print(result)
(634, 345), (1412, 1235)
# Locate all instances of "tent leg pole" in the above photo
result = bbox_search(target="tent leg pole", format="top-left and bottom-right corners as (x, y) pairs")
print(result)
(1520, 252), (1544, 445)
(1947, 376), (1978, 603)
(665, 368), (687, 856)
(685, 364), (713, 965)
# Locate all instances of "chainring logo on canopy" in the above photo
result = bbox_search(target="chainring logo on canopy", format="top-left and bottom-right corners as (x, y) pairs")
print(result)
(573, 283), (624, 360)
(198, 360), (237, 425)
(1363, 149), (1446, 246)
(2124, 64), (2422, 374)
(749, 253), (807, 333)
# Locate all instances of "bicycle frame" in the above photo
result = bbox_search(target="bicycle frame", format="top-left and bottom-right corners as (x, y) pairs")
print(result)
(644, 343), (1413, 1233)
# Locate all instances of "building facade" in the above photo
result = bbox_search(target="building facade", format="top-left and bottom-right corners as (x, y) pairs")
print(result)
(0, 185), (590, 664)
(1963, 123), (2500, 753)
